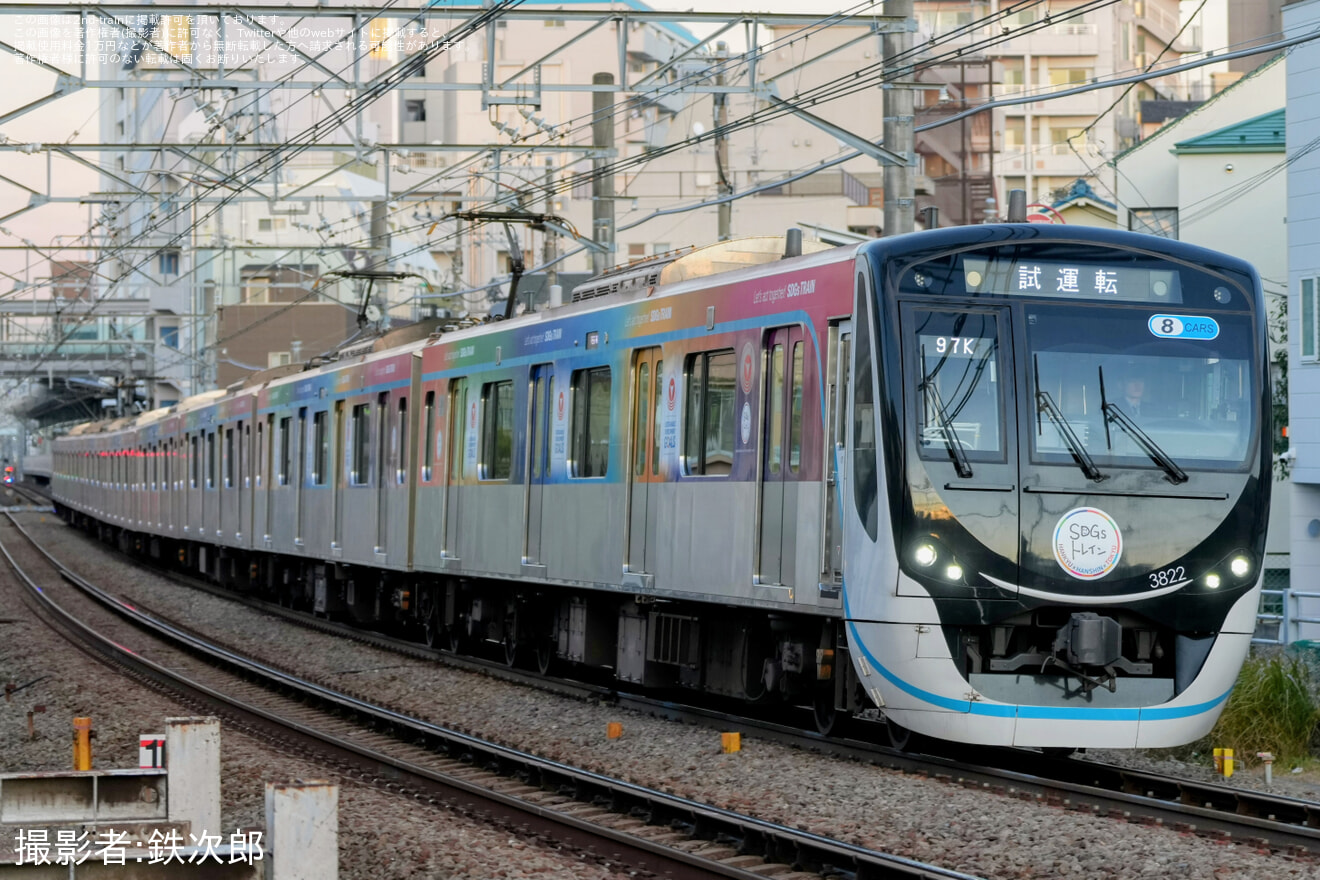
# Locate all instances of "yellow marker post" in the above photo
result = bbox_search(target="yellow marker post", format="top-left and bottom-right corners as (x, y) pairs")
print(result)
(73, 717), (92, 771)
(1223, 747), (1234, 778)
(606, 722), (622, 739)
(721, 732), (741, 753)
(1213, 747), (1224, 775)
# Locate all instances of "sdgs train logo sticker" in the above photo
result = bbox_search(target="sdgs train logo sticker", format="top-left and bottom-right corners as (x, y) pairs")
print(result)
(1053, 507), (1123, 580)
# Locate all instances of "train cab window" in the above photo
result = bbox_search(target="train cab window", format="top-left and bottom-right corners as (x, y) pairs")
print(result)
(570, 367), (611, 478)
(351, 403), (370, 485)
(683, 350), (736, 476)
(312, 411), (329, 485)
(914, 310), (1006, 462)
(480, 381), (514, 480)
(396, 397), (408, 485)
(278, 417), (292, 486)
(422, 391), (435, 482)
(853, 274), (878, 540)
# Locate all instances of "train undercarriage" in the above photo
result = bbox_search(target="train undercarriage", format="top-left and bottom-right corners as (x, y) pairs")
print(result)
(69, 508), (868, 735)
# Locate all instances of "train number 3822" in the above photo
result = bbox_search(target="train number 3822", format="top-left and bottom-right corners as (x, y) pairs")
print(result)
(1149, 566), (1186, 588)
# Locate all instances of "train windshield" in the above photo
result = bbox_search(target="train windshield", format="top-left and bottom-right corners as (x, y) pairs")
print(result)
(897, 241), (1260, 475)
(1027, 306), (1255, 470)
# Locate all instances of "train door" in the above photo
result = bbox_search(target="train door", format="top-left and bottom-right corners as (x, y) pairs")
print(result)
(626, 349), (662, 576)
(332, 401), (345, 553)
(375, 391), (389, 554)
(759, 327), (806, 587)
(523, 364), (553, 569)
(819, 321), (849, 600)
(898, 303), (1019, 596)
(443, 378), (468, 560)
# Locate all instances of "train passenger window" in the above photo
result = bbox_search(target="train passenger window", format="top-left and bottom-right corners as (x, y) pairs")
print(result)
(789, 342), (804, 473)
(312, 411), (329, 485)
(278, 417), (292, 486)
(397, 397), (408, 485)
(634, 362), (650, 477)
(652, 361), (663, 476)
(351, 404), (370, 485)
(683, 350), (736, 476)
(191, 435), (199, 489)
(208, 432), (217, 489)
(422, 391), (435, 481)
(256, 421), (264, 487)
(768, 344), (785, 474)
(570, 367), (611, 478)
(225, 428), (235, 488)
(480, 381), (514, 480)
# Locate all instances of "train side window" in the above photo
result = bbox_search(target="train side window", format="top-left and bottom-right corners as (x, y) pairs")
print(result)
(243, 423), (250, 487)
(570, 367), (611, 478)
(278, 417), (292, 486)
(312, 411), (329, 485)
(256, 421), (264, 487)
(225, 428), (235, 488)
(683, 349), (736, 476)
(789, 342), (804, 473)
(852, 272), (879, 541)
(396, 397), (408, 485)
(351, 403), (370, 485)
(191, 435), (199, 489)
(480, 381), (514, 480)
(422, 391), (435, 481)
(651, 360), (663, 476)
(209, 432), (218, 489)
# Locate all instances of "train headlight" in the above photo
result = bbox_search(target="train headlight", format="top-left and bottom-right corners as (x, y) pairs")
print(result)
(1230, 556), (1251, 578)
(1204, 573), (1222, 589)
(914, 543), (938, 567)
(945, 563), (963, 581)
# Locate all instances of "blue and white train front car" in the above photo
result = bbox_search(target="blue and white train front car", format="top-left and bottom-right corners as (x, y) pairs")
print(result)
(841, 225), (1270, 749)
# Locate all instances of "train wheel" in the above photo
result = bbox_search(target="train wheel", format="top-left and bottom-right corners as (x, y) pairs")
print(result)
(422, 603), (441, 649)
(535, 638), (554, 676)
(502, 637), (520, 668)
(812, 687), (840, 736)
(447, 625), (465, 655)
(886, 718), (922, 752)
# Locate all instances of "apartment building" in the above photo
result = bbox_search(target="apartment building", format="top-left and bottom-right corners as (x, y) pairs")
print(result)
(915, 0), (1197, 206)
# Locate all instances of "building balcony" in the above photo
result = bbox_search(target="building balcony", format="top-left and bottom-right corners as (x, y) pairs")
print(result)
(997, 144), (1104, 176)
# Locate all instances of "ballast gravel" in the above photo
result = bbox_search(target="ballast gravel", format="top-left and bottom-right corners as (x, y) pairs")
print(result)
(0, 515), (634, 880)
(12, 511), (1320, 880)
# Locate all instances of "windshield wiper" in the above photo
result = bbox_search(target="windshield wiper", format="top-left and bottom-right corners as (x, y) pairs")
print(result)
(920, 379), (973, 478)
(1034, 358), (1104, 481)
(1098, 366), (1188, 484)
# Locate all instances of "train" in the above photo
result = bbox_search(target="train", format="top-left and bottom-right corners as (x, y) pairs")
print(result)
(50, 222), (1270, 750)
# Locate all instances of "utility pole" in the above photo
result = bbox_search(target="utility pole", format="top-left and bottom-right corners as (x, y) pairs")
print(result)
(591, 72), (615, 276)
(543, 158), (557, 290)
(715, 42), (732, 241)
(370, 200), (390, 324)
(882, 0), (915, 236)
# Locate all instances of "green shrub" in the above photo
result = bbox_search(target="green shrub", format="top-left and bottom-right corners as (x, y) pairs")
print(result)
(1208, 650), (1320, 764)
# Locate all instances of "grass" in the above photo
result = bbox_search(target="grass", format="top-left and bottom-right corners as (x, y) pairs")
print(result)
(1201, 649), (1320, 766)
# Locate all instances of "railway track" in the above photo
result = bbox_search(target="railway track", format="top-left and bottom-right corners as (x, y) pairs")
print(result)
(0, 510), (984, 880)
(24, 508), (1320, 861)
